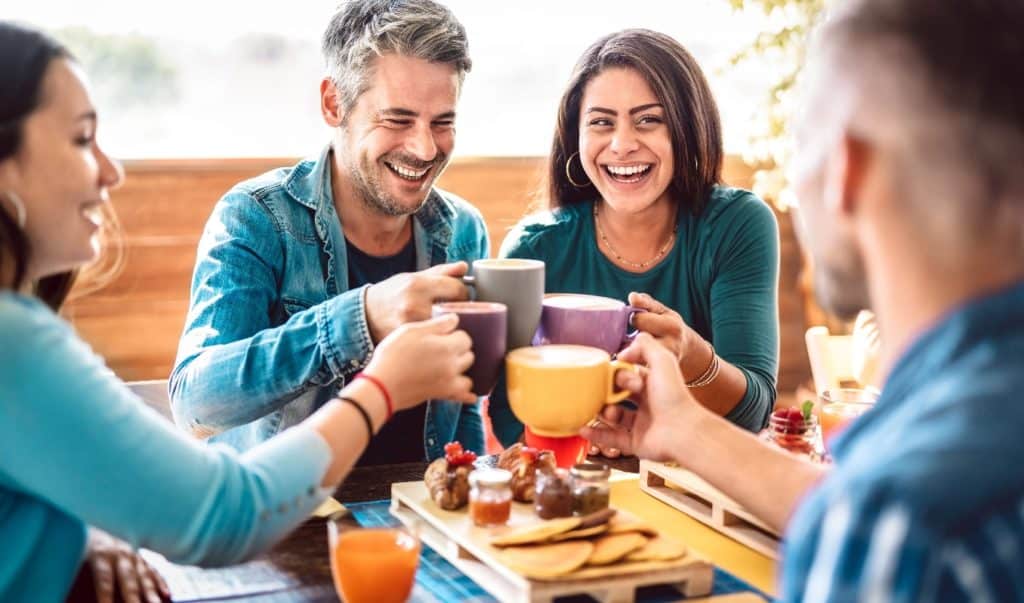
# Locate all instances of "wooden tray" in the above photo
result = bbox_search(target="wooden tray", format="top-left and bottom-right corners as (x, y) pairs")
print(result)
(638, 461), (781, 559)
(390, 480), (713, 603)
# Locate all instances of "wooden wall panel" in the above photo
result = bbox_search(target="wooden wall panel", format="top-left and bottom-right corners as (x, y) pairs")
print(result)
(63, 156), (809, 398)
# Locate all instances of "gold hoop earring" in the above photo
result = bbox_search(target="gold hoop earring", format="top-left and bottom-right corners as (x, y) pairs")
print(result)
(564, 151), (591, 189)
(1, 190), (26, 228)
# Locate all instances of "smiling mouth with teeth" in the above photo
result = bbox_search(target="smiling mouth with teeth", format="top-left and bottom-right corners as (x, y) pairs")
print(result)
(385, 160), (430, 182)
(604, 164), (653, 184)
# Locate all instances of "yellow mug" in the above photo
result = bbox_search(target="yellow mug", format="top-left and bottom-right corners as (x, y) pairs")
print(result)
(505, 345), (638, 437)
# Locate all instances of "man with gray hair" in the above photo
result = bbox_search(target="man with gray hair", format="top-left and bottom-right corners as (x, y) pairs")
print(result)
(170, 0), (490, 465)
(583, 0), (1024, 599)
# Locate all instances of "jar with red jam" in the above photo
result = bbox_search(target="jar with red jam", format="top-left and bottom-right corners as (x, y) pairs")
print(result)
(469, 468), (512, 527)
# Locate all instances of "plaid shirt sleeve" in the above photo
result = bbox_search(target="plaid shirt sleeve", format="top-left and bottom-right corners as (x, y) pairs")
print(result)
(782, 488), (1024, 602)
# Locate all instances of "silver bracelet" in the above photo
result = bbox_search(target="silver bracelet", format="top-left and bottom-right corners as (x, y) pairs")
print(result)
(686, 341), (720, 388)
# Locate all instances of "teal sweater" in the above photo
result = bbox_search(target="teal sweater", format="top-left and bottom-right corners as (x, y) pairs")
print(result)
(489, 186), (779, 443)
(0, 293), (333, 602)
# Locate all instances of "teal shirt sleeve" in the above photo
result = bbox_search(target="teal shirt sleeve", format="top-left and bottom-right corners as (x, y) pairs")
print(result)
(705, 194), (779, 430)
(0, 295), (333, 571)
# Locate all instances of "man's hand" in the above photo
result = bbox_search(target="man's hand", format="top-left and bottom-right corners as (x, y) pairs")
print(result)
(364, 262), (470, 343)
(581, 333), (695, 463)
(84, 528), (170, 603)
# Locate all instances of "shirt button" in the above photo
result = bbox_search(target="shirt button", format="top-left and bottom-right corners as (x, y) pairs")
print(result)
(427, 438), (435, 446)
(307, 486), (317, 497)
(278, 503), (289, 514)
(260, 510), (271, 521)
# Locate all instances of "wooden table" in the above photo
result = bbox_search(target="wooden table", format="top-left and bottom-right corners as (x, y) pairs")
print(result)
(157, 458), (776, 601)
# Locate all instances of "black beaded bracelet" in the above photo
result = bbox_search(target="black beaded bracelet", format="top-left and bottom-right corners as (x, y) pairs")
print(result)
(338, 396), (375, 444)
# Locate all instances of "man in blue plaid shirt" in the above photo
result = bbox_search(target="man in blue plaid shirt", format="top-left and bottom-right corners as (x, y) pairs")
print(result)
(583, 0), (1024, 600)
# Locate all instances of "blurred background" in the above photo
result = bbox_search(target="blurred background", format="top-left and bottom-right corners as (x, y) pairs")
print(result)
(8, 0), (839, 409)
(9, 0), (800, 160)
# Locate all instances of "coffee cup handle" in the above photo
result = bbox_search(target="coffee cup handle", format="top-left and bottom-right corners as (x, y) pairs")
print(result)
(461, 275), (477, 300)
(606, 359), (640, 404)
(621, 306), (647, 349)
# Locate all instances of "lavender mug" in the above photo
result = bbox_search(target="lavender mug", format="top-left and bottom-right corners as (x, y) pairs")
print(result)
(532, 293), (644, 354)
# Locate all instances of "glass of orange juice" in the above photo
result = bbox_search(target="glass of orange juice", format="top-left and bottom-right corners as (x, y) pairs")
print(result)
(327, 519), (420, 603)
(820, 388), (880, 453)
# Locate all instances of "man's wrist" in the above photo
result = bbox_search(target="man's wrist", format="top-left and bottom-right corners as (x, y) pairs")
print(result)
(360, 284), (383, 345)
(659, 401), (710, 466)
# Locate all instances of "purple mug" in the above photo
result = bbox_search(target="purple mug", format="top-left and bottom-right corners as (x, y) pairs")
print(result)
(533, 294), (643, 354)
(431, 301), (507, 395)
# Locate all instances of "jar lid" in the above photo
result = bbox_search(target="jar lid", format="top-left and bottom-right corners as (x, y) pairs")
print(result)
(570, 462), (610, 480)
(469, 468), (512, 487)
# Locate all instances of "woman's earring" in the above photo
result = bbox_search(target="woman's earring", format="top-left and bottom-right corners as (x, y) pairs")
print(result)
(1, 190), (26, 228)
(565, 151), (591, 189)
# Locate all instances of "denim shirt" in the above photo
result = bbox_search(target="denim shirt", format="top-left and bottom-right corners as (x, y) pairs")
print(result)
(169, 145), (490, 459)
(782, 280), (1024, 601)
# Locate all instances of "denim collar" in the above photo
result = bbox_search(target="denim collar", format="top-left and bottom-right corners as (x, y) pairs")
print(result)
(282, 144), (456, 238)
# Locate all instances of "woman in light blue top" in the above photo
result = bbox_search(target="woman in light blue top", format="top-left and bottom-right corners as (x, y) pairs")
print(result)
(0, 22), (476, 603)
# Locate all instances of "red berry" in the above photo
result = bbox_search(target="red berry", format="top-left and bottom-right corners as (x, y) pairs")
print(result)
(772, 408), (807, 435)
(444, 441), (463, 457)
(449, 450), (477, 466)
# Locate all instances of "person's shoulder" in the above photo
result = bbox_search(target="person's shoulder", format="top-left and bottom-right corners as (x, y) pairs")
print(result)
(432, 187), (486, 227)
(833, 384), (1024, 532)
(499, 202), (588, 256)
(0, 292), (66, 338)
(0, 293), (79, 373)
(700, 186), (776, 229)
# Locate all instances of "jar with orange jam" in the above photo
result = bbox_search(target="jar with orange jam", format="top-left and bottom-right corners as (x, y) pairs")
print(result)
(469, 468), (513, 527)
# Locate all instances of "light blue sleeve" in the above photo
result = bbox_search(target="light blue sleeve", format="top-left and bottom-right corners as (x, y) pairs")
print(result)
(0, 295), (332, 566)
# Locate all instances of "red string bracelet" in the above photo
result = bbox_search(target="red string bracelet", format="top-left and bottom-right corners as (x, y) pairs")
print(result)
(354, 372), (394, 421)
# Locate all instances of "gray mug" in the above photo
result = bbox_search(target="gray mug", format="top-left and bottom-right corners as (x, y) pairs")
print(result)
(462, 258), (544, 350)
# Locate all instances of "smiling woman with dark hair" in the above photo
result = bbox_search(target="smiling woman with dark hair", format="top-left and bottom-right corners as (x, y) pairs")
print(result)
(0, 21), (477, 602)
(489, 29), (780, 452)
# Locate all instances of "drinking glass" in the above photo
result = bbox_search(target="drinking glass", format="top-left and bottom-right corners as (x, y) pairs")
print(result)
(327, 519), (420, 603)
(820, 388), (880, 453)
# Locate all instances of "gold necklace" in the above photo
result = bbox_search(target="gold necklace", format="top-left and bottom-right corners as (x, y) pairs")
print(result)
(593, 204), (678, 270)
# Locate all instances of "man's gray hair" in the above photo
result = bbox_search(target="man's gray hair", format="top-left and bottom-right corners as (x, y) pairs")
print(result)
(322, 0), (472, 113)
(813, 0), (1024, 247)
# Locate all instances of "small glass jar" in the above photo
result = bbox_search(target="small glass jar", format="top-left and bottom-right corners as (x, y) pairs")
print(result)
(469, 468), (512, 527)
(534, 468), (573, 519)
(763, 413), (823, 461)
(570, 462), (610, 515)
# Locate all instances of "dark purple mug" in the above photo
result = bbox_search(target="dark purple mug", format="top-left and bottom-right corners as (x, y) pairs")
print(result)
(431, 301), (507, 395)
(532, 294), (643, 354)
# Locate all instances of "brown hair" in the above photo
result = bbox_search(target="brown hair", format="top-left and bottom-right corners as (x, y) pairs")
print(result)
(547, 29), (722, 215)
(0, 22), (122, 310)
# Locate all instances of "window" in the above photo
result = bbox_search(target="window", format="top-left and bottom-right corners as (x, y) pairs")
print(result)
(11, 0), (772, 159)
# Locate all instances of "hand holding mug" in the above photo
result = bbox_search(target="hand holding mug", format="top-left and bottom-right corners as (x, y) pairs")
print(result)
(627, 291), (699, 364)
(364, 262), (470, 343)
(580, 333), (697, 463)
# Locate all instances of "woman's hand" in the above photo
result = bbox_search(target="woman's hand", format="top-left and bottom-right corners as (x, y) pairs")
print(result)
(581, 333), (697, 463)
(628, 292), (698, 364)
(363, 313), (476, 409)
(586, 291), (696, 458)
(83, 528), (170, 603)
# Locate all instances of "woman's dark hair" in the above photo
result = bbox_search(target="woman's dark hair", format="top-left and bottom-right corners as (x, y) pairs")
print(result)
(0, 22), (77, 309)
(547, 29), (723, 215)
